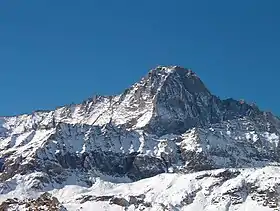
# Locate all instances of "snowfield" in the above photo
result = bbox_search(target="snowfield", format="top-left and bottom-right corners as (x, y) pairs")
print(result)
(1, 167), (279, 210)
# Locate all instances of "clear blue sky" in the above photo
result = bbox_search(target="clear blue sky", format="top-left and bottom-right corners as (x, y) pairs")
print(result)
(1, 0), (280, 116)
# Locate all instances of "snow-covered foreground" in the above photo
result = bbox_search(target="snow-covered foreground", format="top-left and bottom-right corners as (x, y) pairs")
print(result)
(1, 167), (279, 210)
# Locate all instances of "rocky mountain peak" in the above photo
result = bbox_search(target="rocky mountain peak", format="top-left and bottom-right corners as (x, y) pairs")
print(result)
(111, 65), (215, 134)
(143, 65), (208, 94)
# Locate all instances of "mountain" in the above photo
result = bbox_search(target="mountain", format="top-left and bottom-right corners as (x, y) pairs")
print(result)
(0, 65), (280, 210)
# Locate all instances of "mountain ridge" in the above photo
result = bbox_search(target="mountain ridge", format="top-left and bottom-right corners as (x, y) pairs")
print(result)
(1, 65), (276, 121)
(2, 65), (277, 139)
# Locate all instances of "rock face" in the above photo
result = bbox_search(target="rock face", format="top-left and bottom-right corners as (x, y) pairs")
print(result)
(0, 192), (67, 211)
(0, 65), (280, 210)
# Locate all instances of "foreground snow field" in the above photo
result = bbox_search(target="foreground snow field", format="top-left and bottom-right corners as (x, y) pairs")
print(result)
(1, 167), (279, 210)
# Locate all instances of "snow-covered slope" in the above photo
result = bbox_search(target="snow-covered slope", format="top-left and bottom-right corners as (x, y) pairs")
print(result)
(1, 167), (280, 210)
(1, 65), (280, 210)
